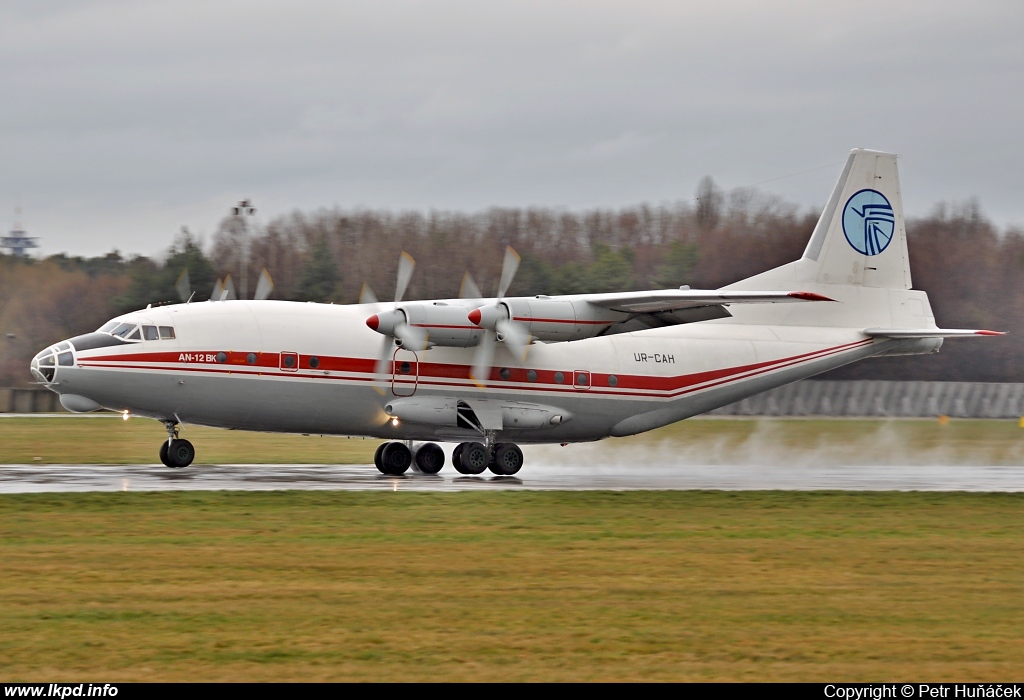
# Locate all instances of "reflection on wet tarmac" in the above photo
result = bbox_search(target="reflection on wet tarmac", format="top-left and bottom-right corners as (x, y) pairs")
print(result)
(1, 462), (1023, 493)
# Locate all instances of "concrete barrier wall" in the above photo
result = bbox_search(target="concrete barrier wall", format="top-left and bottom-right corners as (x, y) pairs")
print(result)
(2, 382), (1023, 418)
(710, 381), (1024, 418)
(0, 387), (66, 413)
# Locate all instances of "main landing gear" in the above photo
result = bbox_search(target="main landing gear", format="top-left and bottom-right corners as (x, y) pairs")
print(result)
(159, 421), (195, 469)
(373, 440), (524, 476)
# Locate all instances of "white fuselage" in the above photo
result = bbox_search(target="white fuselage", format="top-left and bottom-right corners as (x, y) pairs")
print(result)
(38, 294), (903, 444)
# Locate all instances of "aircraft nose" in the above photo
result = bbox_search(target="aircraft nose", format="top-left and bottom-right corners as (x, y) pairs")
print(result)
(30, 341), (74, 384)
(30, 348), (55, 383)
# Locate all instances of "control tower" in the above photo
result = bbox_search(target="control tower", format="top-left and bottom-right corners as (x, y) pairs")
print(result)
(1, 210), (39, 257)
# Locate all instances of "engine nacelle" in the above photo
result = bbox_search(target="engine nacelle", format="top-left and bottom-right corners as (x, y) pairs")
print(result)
(470, 298), (628, 342)
(384, 396), (570, 431)
(367, 302), (484, 348)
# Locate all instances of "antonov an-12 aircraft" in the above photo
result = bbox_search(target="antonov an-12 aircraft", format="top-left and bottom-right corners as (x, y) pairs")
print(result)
(32, 149), (1002, 475)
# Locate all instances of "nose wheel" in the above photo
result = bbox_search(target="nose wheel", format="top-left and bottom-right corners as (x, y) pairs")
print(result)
(159, 421), (195, 468)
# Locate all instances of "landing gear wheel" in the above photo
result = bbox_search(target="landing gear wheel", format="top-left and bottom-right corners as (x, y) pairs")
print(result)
(489, 443), (524, 475)
(452, 443), (469, 474)
(159, 441), (172, 468)
(458, 442), (489, 475)
(165, 439), (195, 468)
(414, 442), (445, 474)
(373, 442), (388, 474)
(380, 442), (412, 475)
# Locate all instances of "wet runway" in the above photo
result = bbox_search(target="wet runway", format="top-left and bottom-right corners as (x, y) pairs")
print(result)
(3, 460), (1023, 493)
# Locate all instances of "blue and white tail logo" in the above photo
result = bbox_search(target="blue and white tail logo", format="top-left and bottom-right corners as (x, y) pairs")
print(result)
(842, 189), (895, 256)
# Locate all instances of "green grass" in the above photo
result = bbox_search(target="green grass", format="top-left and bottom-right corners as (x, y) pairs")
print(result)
(1, 415), (1022, 465)
(1, 491), (1022, 681)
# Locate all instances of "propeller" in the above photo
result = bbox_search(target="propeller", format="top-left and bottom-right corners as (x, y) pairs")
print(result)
(364, 252), (429, 394)
(177, 267), (274, 303)
(459, 272), (482, 300)
(253, 268), (275, 301)
(175, 269), (191, 303)
(221, 275), (237, 301)
(467, 246), (531, 387)
(359, 283), (379, 305)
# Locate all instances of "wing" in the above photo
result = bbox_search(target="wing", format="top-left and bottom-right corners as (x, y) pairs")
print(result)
(864, 328), (1006, 338)
(579, 289), (834, 314)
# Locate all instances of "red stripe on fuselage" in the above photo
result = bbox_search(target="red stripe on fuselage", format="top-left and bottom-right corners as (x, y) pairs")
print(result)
(76, 339), (874, 399)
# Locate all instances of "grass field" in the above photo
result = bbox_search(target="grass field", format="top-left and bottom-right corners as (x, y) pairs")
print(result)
(1, 490), (1022, 681)
(2, 415), (1023, 465)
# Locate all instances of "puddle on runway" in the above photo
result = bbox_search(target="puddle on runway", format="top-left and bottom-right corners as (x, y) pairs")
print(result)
(1, 461), (1023, 494)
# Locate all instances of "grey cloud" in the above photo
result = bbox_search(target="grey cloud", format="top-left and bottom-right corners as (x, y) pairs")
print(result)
(0, 0), (1022, 256)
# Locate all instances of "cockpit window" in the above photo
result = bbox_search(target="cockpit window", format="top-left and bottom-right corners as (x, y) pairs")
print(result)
(98, 321), (119, 333)
(126, 327), (142, 341)
(159, 326), (176, 340)
(143, 325), (160, 341)
(110, 323), (136, 338)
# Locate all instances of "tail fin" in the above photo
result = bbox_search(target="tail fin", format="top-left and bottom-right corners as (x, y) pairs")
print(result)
(801, 148), (911, 289)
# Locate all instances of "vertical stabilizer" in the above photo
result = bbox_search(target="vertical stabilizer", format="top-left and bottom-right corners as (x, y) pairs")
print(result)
(801, 149), (911, 289)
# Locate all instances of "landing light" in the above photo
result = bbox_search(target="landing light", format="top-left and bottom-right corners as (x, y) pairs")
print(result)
(391, 418), (400, 427)
(122, 411), (130, 421)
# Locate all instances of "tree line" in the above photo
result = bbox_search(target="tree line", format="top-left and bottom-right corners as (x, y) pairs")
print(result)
(1, 182), (1020, 386)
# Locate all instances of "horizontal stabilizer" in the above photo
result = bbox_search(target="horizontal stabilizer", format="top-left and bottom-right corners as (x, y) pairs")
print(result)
(584, 289), (835, 314)
(864, 328), (1006, 339)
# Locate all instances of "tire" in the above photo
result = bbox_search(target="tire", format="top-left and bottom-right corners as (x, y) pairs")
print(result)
(167, 439), (195, 468)
(373, 442), (388, 474)
(490, 443), (524, 476)
(460, 442), (489, 475)
(159, 441), (172, 468)
(452, 443), (469, 474)
(415, 442), (445, 474)
(380, 442), (412, 475)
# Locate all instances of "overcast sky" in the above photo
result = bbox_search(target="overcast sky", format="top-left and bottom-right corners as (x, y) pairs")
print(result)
(2, 0), (1022, 258)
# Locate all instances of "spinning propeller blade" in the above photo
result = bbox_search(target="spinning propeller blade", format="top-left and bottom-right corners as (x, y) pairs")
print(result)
(496, 319), (530, 363)
(369, 251), (419, 394)
(468, 246), (530, 385)
(175, 269), (191, 303)
(469, 332), (496, 388)
(395, 252), (415, 304)
(459, 272), (481, 300)
(253, 268), (274, 301)
(496, 246), (520, 298)
(221, 275), (237, 301)
(359, 283), (379, 305)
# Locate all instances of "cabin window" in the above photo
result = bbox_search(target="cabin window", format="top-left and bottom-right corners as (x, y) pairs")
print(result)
(308, 356), (320, 369)
(283, 355), (296, 368)
(246, 353), (257, 365)
(399, 361), (412, 375)
(143, 325), (160, 341)
(159, 326), (175, 340)
(526, 370), (538, 382)
(499, 367), (510, 380)
(607, 375), (618, 387)
(110, 323), (136, 338)
(554, 372), (564, 384)
(216, 352), (227, 363)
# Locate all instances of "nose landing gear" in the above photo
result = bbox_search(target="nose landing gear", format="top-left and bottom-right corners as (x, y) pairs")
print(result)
(159, 421), (195, 469)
